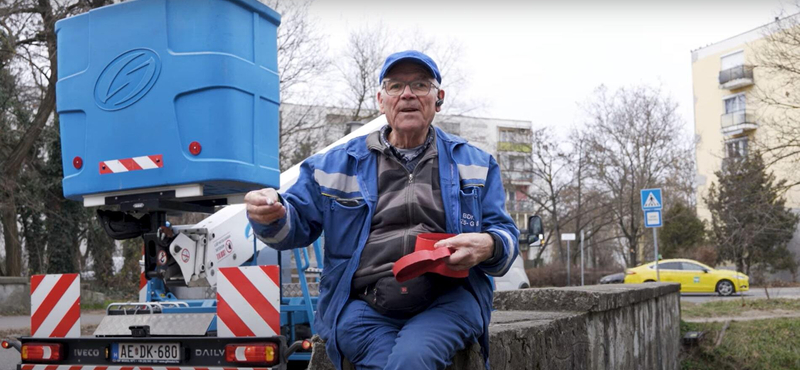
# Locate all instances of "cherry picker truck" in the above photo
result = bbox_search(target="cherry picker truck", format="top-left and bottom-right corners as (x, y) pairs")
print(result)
(0, 0), (322, 368)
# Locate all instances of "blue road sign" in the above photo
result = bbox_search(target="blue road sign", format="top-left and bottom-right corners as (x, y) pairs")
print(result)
(644, 210), (662, 228)
(641, 188), (663, 210)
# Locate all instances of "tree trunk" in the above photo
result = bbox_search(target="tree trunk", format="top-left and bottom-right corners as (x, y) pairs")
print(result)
(628, 236), (638, 268)
(1, 198), (21, 276)
(741, 257), (748, 276)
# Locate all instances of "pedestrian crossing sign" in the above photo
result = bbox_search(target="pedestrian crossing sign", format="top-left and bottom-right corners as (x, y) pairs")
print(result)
(640, 188), (662, 210)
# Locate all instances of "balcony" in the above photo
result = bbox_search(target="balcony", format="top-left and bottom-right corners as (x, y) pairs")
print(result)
(498, 141), (532, 152)
(502, 170), (533, 184)
(720, 111), (757, 137)
(507, 199), (535, 213)
(719, 65), (754, 89)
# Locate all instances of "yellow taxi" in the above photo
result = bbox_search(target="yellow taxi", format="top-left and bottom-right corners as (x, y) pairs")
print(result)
(623, 258), (749, 296)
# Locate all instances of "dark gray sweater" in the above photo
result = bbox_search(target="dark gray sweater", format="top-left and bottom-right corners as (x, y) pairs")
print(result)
(351, 129), (448, 292)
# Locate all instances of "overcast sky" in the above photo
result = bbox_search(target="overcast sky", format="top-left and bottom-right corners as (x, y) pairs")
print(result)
(308, 0), (792, 136)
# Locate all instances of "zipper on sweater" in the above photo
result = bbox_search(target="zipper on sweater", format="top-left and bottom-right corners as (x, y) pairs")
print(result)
(405, 172), (414, 254)
(387, 151), (436, 255)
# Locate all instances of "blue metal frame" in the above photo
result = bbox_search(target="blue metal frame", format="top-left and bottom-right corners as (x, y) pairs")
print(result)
(141, 235), (323, 362)
(283, 238), (323, 362)
(145, 278), (177, 301)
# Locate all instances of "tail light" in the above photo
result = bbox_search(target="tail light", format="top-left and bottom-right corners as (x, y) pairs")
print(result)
(225, 343), (278, 365)
(21, 343), (62, 362)
(626, 270), (636, 275)
(1, 340), (10, 349)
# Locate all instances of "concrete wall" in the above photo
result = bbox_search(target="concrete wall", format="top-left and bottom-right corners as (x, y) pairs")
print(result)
(307, 283), (681, 370)
(492, 284), (680, 370)
(0, 277), (30, 315)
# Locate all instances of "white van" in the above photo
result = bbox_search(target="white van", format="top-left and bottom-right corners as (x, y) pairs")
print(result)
(493, 254), (530, 291)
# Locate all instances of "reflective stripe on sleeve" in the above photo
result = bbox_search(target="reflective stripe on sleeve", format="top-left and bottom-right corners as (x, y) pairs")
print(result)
(257, 206), (292, 244)
(489, 228), (516, 273)
(314, 169), (360, 193)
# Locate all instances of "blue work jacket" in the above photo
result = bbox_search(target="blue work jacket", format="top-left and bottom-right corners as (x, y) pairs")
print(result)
(250, 126), (519, 369)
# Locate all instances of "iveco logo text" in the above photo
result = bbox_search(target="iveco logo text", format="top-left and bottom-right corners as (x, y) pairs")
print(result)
(195, 348), (226, 357)
(94, 48), (161, 111)
(74, 348), (100, 357)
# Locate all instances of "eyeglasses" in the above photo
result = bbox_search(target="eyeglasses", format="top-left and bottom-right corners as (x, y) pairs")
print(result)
(382, 80), (439, 97)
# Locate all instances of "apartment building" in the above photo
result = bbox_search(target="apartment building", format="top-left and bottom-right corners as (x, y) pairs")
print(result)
(692, 16), (800, 273)
(692, 17), (800, 215)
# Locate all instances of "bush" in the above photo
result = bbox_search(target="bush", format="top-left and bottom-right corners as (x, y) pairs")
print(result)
(690, 245), (718, 267)
(526, 263), (624, 287)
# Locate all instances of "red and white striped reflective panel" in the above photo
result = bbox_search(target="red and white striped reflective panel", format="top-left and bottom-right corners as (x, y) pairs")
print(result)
(138, 272), (147, 302)
(139, 246), (147, 302)
(216, 266), (280, 337)
(99, 154), (163, 174)
(30, 274), (80, 338)
(20, 366), (272, 370)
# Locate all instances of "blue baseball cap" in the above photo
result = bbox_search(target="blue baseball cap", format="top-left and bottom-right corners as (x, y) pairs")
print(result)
(379, 50), (441, 84)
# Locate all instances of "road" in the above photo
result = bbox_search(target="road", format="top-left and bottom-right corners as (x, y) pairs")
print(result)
(0, 312), (105, 370)
(679, 286), (800, 304)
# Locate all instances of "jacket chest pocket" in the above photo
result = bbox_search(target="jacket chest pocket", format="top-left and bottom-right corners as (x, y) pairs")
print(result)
(459, 186), (482, 232)
(322, 196), (368, 259)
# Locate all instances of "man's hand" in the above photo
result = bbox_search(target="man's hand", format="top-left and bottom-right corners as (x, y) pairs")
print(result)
(244, 188), (286, 225)
(433, 233), (494, 271)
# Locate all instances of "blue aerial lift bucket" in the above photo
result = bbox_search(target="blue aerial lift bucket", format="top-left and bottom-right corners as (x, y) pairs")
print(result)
(56, 0), (281, 202)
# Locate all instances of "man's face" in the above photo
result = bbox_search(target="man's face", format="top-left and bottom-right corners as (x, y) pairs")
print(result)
(377, 62), (444, 136)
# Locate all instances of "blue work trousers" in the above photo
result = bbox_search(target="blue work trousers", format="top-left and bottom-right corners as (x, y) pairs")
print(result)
(335, 285), (483, 370)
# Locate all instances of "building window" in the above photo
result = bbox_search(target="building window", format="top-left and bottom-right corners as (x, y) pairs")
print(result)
(509, 155), (527, 171)
(438, 121), (461, 136)
(723, 94), (746, 114)
(725, 137), (748, 158)
(499, 128), (530, 143)
(720, 50), (744, 71)
(506, 189), (518, 202)
(325, 113), (349, 124)
(500, 153), (531, 172)
(500, 153), (533, 183)
(498, 128), (532, 152)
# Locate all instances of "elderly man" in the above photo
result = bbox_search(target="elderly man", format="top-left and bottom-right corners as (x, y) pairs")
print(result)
(245, 50), (518, 370)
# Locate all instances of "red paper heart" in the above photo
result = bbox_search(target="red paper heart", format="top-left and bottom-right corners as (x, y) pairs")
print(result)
(392, 233), (470, 283)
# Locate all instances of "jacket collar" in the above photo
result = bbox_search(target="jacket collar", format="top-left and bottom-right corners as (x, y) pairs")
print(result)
(433, 125), (467, 145)
(346, 130), (373, 159)
(346, 122), (466, 159)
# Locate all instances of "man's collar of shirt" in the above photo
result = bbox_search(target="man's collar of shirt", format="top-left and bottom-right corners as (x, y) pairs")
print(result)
(378, 125), (434, 163)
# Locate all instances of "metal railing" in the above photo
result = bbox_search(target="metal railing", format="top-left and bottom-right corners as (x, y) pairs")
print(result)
(720, 111), (756, 129)
(507, 199), (535, 212)
(502, 170), (533, 182)
(719, 65), (754, 85)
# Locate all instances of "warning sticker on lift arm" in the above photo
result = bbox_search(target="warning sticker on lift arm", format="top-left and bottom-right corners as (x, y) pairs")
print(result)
(157, 250), (168, 265)
(214, 232), (233, 261)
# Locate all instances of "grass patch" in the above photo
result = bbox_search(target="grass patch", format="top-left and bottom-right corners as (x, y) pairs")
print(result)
(680, 318), (800, 370)
(681, 298), (800, 318)
(0, 324), (98, 339)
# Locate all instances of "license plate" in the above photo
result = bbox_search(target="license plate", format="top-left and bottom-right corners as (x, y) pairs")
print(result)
(111, 342), (181, 363)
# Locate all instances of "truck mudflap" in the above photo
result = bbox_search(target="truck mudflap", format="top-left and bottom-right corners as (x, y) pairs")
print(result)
(16, 336), (288, 370)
